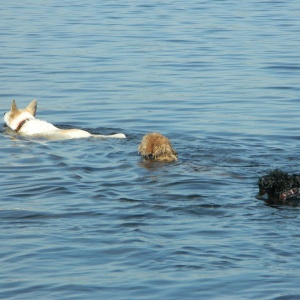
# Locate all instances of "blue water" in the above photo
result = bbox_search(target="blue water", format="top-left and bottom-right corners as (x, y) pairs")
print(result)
(1, 1), (300, 299)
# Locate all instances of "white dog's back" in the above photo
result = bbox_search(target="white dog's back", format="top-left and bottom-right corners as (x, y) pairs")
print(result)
(19, 119), (59, 135)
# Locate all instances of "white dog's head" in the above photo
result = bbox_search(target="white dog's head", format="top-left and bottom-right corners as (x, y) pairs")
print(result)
(4, 99), (37, 131)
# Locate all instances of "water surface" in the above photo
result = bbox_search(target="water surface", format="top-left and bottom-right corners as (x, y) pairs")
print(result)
(1, 1), (300, 299)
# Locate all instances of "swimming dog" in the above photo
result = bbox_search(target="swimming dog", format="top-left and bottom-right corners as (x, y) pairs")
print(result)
(258, 169), (300, 204)
(138, 132), (178, 162)
(3, 99), (126, 140)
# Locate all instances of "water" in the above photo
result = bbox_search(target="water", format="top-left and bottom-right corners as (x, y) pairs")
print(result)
(1, 1), (300, 299)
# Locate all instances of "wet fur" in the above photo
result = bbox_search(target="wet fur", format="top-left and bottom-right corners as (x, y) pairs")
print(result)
(4, 99), (126, 140)
(138, 132), (178, 162)
(258, 169), (300, 204)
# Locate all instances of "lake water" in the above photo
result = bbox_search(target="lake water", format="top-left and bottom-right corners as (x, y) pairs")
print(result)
(1, 1), (300, 299)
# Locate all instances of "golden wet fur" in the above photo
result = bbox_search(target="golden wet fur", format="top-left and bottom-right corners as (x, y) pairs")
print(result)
(138, 132), (178, 162)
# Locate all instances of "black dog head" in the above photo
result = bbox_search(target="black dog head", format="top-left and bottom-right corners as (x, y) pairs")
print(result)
(258, 169), (300, 203)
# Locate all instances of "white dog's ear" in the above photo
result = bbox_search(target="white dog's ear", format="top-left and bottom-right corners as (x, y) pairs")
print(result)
(26, 100), (37, 116)
(11, 99), (18, 112)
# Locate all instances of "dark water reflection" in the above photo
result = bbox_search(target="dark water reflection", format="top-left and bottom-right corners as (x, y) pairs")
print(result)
(1, 1), (300, 299)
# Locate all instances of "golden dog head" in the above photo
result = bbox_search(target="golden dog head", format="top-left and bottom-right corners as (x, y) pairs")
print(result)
(138, 132), (178, 162)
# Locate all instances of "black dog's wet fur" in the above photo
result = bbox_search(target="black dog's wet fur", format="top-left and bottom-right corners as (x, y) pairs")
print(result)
(258, 169), (300, 204)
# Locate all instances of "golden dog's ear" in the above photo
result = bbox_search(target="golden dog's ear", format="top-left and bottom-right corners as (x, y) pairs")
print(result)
(11, 99), (18, 112)
(26, 100), (37, 116)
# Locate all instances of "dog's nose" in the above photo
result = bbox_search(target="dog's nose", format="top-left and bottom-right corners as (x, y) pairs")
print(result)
(147, 153), (153, 160)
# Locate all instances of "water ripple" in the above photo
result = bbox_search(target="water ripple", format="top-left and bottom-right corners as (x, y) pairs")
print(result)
(1, 1), (300, 299)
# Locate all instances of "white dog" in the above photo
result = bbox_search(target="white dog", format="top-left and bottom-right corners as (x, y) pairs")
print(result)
(4, 99), (126, 140)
